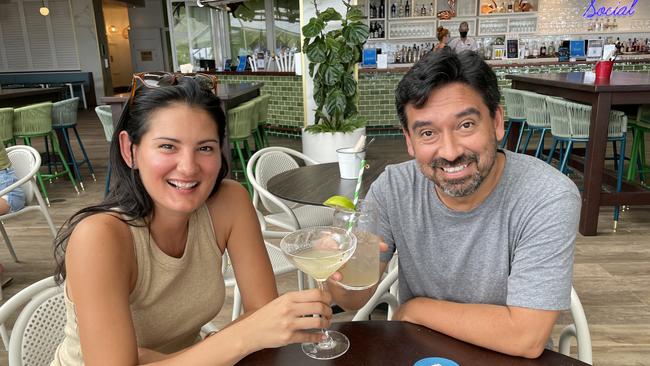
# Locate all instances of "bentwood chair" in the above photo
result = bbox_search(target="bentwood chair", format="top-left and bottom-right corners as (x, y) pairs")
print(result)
(520, 90), (551, 159)
(227, 101), (256, 195)
(51, 98), (96, 190)
(0, 145), (58, 262)
(13, 102), (79, 205)
(94, 106), (114, 196)
(0, 108), (16, 146)
(500, 88), (528, 152)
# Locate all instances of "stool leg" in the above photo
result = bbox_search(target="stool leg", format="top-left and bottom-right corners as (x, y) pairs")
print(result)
(105, 162), (112, 197)
(640, 132), (647, 184)
(44, 135), (54, 176)
(627, 129), (641, 182)
(559, 140), (573, 175)
(535, 128), (548, 159)
(546, 138), (558, 166)
(35, 172), (50, 206)
(72, 126), (96, 181)
(61, 127), (84, 190)
(51, 132), (80, 194)
(233, 141), (252, 196)
(500, 119), (512, 149)
(521, 128), (534, 155)
(614, 135), (627, 231)
(515, 121), (526, 153)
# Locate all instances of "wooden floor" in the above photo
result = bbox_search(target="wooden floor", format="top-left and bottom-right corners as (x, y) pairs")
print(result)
(0, 109), (649, 365)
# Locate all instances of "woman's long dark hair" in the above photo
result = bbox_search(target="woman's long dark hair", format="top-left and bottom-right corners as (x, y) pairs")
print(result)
(53, 78), (228, 283)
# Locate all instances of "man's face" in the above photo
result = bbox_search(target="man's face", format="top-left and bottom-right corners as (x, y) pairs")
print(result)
(403, 82), (504, 200)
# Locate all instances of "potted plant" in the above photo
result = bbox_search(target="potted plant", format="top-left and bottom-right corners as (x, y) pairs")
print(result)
(301, 0), (370, 163)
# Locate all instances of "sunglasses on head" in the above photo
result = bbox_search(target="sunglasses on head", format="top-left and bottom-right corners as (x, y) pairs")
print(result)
(129, 71), (219, 101)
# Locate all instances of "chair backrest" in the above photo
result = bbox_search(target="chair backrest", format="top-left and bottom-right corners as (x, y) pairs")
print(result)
(546, 97), (627, 139)
(51, 97), (79, 127)
(520, 90), (550, 128)
(0, 277), (66, 366)
(257, 94), (271, 123)
(13, 102), (53, 136)
(502, 88), (527, 120)
(0, 108), (14, 144)
(94, 106), (114, 142)
(6, 145), (42, 204)
(227, 101), (255, 139)
(636, 104), (650, 125)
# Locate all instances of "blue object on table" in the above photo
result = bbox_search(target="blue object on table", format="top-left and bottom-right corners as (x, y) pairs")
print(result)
(413, 357), (459, 366)
(236, 55), (248, 72)
(362, 48), (377, 68)
(570, 40), (586, 58)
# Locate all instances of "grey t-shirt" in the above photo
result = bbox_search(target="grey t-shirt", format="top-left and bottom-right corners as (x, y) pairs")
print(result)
(368, 150), (580, 310)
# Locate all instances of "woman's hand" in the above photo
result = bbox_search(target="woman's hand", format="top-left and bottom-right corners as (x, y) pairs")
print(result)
(240, 288), (333, 350)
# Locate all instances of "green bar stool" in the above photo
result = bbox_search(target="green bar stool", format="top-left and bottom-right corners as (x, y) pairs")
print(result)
(248, 98), (265, 152)
(256, 94), (271, 148)
(500, 88), (527, 152)
(626, 105), (650, 186)
(0, 108), (16, 146)
(13, 102), (79, 206)
(520, 90), (551, 159)
(545, 96), (628, 230)
(95, 106), (114, 197)
(51, 97), (96, 190)
(228, 101), (256, 196)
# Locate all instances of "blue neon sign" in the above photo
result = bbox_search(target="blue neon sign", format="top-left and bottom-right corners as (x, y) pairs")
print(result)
(583, 0), (638, 18)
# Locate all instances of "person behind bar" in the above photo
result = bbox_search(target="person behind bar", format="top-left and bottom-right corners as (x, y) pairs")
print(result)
(51, 77), (332, 365)
(434, 26), (450, 51)
(448, 21), (478, 53)
(330, 48), (580, 358)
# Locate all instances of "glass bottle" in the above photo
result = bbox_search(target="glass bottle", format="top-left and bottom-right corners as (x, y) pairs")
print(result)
(404, 0), (410, 17)
(540, 42), (547, 57)
(547, 41), (555, 57)
(421, 3), (426, 16)
(429, 2), (433, 16)
(398, 0), (404, 17)
(391, 0), (396, 18)
(379, 0), (385, 18)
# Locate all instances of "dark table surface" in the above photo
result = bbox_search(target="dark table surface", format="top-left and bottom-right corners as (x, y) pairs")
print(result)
(266, 160), (398, 206)
(507, 71), (650, 236)
(0, 87), (65, 107)
(238, 321), (590, 365)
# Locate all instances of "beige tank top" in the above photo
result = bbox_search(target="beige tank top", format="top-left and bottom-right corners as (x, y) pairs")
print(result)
(52, 204), (225, 365)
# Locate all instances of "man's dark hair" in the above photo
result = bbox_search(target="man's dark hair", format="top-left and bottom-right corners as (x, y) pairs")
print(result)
(395, 48), (500, 130)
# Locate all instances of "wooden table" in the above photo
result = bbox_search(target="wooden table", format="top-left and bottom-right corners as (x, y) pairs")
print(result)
(266, 161), (396, 206)
(238, 321), (589, 365)
(508, 72), (650, 236)
(0, 87), (65, 107)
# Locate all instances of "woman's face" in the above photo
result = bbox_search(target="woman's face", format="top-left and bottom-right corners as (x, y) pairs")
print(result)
(120, 102), (222, 217)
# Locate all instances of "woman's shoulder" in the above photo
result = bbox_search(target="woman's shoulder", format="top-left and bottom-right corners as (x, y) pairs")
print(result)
(207, 179), (251, 207)
(70, 212), (133, 251)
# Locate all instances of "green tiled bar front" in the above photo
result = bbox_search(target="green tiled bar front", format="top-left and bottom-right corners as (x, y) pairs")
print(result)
(227, 61), (650, 137)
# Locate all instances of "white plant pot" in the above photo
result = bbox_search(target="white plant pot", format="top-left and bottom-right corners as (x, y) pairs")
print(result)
(301, 127), (366, 164)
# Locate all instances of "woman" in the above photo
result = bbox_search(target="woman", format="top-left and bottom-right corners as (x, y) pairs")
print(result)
(0, 141), (26, 287)
(435, 26), (450, 50)
(51, 78), (332, 365)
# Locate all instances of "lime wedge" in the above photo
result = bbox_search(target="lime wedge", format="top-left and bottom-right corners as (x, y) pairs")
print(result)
(323, 195), (356, 211)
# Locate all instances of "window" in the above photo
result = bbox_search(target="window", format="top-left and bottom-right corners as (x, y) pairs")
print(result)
(273, 0), (300, 51)
(170, 2), (215, 68)
(228, 0), (267, 57)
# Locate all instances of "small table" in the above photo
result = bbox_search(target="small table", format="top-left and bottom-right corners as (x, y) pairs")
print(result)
(0, 87), (65, 108)
(508, 71), (650, 236)
(266, 161), (396, 206)
(238, 321), (589, 365)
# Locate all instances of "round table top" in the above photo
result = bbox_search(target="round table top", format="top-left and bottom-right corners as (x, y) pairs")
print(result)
(237, 320), (589, 365)
(266, 161), (395, 206)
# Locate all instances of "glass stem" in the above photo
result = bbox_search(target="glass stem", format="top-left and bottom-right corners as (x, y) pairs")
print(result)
(316, 280), (334, 346)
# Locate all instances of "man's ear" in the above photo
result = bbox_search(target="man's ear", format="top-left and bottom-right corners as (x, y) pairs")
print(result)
(403, 127), (415, 157)
(118, 131), (136, 168)
(493, 105), (505, 143)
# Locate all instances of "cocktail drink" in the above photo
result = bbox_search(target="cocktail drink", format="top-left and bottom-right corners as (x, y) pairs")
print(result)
(333, 200), (381, 290)
(280, 226), (357, 360)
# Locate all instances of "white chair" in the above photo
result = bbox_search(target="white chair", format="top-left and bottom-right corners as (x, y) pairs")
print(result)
(0, 276), (65, 366)
(0, 145), (57, 262)
(246, 146), (334, 232)
(352, 262), (593, 364)
(221, 210), (302, 321)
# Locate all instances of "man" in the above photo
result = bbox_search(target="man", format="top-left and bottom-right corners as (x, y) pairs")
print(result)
(330, 48), (580, 358)
(447, 21), (478, 53)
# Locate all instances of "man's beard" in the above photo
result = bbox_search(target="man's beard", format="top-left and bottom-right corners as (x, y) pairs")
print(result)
(425, 144), (497, 197)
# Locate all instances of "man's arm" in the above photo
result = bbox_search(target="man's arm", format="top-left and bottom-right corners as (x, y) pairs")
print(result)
(393, 298), (558, 358)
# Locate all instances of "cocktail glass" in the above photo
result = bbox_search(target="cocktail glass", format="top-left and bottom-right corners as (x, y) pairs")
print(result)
(280, 226), (357, 360)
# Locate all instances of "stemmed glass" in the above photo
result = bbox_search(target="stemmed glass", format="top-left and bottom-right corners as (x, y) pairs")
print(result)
(280, 226), (357, 360)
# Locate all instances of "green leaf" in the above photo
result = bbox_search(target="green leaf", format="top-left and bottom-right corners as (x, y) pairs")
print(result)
(325, 90), (346, 117)
(342, 22), (369, 46)
(318, 7), (342, 22)
(305, 37), (327, 63)
(341, 73), (356, 97)
(324, 63), (344, 86)
(302, 17), (325, 38)
(233, 4), (255, 21)
(346, 6), (365, 21)
(338, 44), (354, 63)
(308, 62), (316, 78)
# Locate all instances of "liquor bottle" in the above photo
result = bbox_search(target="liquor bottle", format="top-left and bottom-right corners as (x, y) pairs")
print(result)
(429, 2), (433, 16)
(547, 41), (555, 57)
(540, 42), (547, 57)
(612, 18), (618, 30)
(398, 0), (404, 17)
(391, 0), (396, 17)
(370, 3), (375, 18)
(507, 0), (513, 12)
(421, 4), (426, 16)
(379, 0), (385, 18)
(405, 0), (410, 17)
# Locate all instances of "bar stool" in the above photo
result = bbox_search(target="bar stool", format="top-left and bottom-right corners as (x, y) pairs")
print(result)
(13, 102), (79, 206)
(256, 94), (271, 148)
(500, 88), (527, 152)
(0, 108), (15, 146)
(51, 98), (96, 190)
(626, 105), (650, 186)
(227, 101), (256, 196)
(520, 90), (551, 159)
(95, 106), (114, 197)
(249, 98), (265, 152)
(545, 96), (627, 229)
